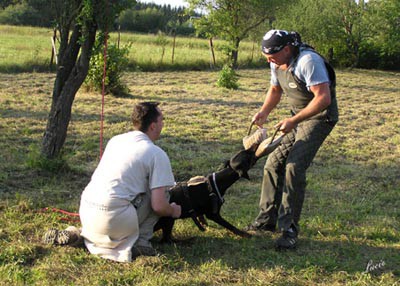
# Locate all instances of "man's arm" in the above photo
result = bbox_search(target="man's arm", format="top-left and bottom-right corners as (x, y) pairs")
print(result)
(253, 84), (283, 127)
(151, 187), (181, 218)
(276, 82), (331, 133)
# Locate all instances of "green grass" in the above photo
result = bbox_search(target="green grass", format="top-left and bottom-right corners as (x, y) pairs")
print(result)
(0, 25), (399, 285)
(0, 25), (264, 73)
(0, 67), (399, 285)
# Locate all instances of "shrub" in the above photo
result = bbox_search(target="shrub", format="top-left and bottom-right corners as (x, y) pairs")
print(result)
(0, 3), (53, 27)
(85, 34), (130, 95)
(0, 3), (35, 26)
(217, 64), (239, 90)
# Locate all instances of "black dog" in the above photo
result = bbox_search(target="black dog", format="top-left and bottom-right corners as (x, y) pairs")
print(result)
(154, 148), (257, 243)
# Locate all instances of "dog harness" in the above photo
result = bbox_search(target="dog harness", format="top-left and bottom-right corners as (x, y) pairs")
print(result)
(178, 182), (207, 231)
(211, 172), (225, 204)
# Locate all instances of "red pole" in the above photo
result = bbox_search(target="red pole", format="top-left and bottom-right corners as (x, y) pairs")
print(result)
(100, 23), (109, 159)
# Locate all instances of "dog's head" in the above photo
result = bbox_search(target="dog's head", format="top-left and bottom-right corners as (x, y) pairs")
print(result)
(228, 149), (257, 180)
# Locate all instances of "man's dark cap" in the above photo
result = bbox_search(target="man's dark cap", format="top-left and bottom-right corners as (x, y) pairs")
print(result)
(261, 30), (301, 55)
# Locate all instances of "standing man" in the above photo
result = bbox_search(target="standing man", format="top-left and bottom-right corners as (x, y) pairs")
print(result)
(246, 30), (339, 249)
(79, 102), (181, 262)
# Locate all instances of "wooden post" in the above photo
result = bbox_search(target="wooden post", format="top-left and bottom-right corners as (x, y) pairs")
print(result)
(171, 29), (176, 64)
(209, 37), (216, 69)
(250, 41), (255, 64)
(117, 25), (121, 49)
(50, 28), (58, 67)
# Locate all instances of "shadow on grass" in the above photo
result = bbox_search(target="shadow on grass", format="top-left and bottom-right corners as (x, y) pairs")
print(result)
(0, 92), (260, 126)
(129, 92), (261, 109)
(154, 232), (399, 276)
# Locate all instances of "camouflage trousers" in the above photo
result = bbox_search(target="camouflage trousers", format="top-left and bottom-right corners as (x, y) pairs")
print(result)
(254, 119), (335, 232)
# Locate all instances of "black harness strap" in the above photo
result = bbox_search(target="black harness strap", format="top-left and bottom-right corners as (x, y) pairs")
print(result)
(181, 182), (206, 231)
(206, 173), (225, 214)
(211, 172), (225, 204)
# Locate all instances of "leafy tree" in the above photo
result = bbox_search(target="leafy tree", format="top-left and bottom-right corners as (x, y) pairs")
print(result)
(275, 0), (371, 67)
(363, 0), (400, 69)
(118, 3), (192, 35)
(41, 0), (134, 159)
(331, 0), (370, 67)
(0, 0), (57, 27)
(0, 0), (21, 9)
(274, 0), (337, 53)
(119, 7), (165, 33)
(0, 2), (37, 26)
(187, 0), (285, 68)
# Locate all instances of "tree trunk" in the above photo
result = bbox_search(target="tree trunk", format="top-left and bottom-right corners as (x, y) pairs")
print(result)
(41, 24), (97, 159)
(231, 37), (240, 68)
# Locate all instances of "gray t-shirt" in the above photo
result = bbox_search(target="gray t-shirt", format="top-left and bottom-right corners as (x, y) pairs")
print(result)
(82, 131), (175, 203)
(270, 48), (330, 90)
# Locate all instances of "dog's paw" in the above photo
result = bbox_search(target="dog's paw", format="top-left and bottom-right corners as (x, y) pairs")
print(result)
(198, 215), (208, 227)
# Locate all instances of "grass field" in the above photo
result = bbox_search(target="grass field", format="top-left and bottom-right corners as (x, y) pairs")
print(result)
(0, 25), (263, 73)
(0, 66), (399, 285)
(0, 24), (399, 286)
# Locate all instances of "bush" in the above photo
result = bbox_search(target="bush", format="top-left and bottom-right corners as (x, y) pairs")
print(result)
(172, 22), (195, 36)
(85, 34), (130, 95)
(0, 3), (35, 26)
(217, 64), (239, 90)
(118, 7), (166, 33)
(0, 3), (53, 27)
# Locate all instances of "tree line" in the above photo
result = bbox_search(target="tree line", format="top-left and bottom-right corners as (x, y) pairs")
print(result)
(0, 1), (196, 35)
(118, 2), (196, 35)
(1, 0), (398, 70)
(184, 0), (399, 70)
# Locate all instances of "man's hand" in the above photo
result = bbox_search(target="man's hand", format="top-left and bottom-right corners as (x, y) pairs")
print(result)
(252, 111), (268, 127)
(170, 202), (181, 218)
(152, 187), (181, 218)
(275, 117), (297, 134)
(253, 84), (283, 127)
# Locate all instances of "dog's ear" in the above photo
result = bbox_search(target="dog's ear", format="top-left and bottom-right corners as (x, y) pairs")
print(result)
(224, 160), (230, 168)
(217, 160), (230, 171)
